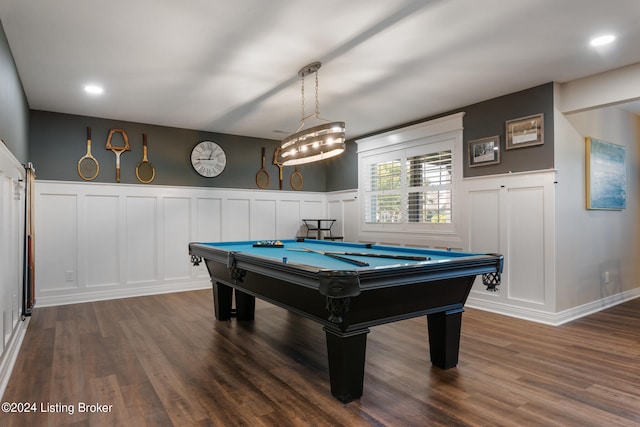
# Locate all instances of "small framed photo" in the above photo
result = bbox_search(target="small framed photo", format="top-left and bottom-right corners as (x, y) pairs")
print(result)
(469, 135), (500, 167)
(505, 113), (544, 149)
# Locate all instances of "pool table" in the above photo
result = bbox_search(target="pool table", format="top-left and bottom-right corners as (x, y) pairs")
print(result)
(189, 239), (503, 403)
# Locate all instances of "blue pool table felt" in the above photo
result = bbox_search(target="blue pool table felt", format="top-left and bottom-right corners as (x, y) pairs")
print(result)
(200, 239), (480, 270)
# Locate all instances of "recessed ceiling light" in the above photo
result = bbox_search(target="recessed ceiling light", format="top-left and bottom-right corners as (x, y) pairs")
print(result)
(84, 84), (104, 95)
(590, 34), (616, 47)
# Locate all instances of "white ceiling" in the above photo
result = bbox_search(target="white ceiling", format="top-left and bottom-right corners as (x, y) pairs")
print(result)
(1, 0), (639, 141)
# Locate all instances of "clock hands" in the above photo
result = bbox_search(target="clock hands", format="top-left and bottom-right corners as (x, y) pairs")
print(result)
(194, 151), (215, 161)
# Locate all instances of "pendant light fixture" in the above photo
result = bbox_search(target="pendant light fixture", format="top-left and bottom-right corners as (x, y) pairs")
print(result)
(278, 62), (345, 166)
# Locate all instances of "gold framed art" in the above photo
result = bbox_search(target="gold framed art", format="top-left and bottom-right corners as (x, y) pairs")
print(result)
(505, 113), (544, 150)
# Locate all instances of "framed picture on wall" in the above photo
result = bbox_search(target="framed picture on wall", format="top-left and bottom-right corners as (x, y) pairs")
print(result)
(468, 135), (500, 167)
(505, 113), (544, 149)
(585, 137), (626, 210)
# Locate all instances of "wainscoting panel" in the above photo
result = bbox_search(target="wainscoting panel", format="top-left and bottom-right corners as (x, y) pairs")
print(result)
(0, 174), (22, 341)
(341, 199), (359, 242)
(163, 197), (192, 280)
(326, 190), (359, 240)
(34, 181), (330, 306)
(252, 199), (277, 240)
(0, 143), (27, 399)
(195, 197), (222, 242)
(86, 195), (120, 287)
(507, 186), (546, 303)
(37, 193), (78, 292)
(327, 200), (344, 238)
(278, 199), (303, 238)
(468, 189), (500, 254)
(126, 196), (157, 284)
(224, 198), (250, 241)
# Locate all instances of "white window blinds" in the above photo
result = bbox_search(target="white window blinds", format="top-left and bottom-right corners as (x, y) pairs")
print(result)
(364, 159), (402, 223)
(363, 149), (453, 225)
(406, 151), (452, 223)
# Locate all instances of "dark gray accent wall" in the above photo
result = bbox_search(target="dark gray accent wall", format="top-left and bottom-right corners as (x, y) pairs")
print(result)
(29, 110), (328, 191)
(324, 139), (358, 191)
(0, 19), (29, 163)
(325, 82), (554, 191)
(463, 83), (554, 177)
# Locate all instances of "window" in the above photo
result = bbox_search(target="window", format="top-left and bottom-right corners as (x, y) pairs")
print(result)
(364, 159), (402, 223)
(357, 112), (463, 236)
(364, 149), (453, 225)
(407, 151), (452, 223)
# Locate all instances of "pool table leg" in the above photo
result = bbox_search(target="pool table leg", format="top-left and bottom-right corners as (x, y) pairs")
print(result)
(324, 327), (370, 403)
(427, 307), (464, 369)
(212, 282), (233, 320)
(235, 289), (255, 321)
(212, 282), (256, 321)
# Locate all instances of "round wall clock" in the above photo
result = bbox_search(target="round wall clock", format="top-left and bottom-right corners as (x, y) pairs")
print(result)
(191, 141), (226, 177)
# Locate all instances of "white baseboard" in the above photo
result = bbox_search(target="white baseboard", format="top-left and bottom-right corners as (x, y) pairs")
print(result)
(467, 287), (640, 326)
(551, 288), (640, 325)
(34, 280), (211, 308)
(0, 317), (30, 400)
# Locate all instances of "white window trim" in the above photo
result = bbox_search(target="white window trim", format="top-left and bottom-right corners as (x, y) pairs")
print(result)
(356, 112), (464, 238)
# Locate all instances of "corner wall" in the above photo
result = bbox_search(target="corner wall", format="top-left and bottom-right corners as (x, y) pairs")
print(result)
(554, 103), (640, 312)
(0, 17), (29, 400)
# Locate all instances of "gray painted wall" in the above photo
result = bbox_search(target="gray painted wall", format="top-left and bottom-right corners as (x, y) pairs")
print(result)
(29, 110), (329, 191)
(324, 139), (358, 192)
(463, 83), (554, 177)
(0, 19), (29, 163)
(325, 82), (555, 191)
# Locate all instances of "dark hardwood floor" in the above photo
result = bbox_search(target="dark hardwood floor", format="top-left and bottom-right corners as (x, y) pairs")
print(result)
(2, 290), (639, 426)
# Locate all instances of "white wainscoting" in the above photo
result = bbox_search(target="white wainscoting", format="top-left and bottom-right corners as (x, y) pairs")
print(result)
(34, 181), (329, 307)
(326, 189), (359, 242)
(464, 170), (558, 321)
(32, 175), (633, 325)
(0, 142), (28, 399)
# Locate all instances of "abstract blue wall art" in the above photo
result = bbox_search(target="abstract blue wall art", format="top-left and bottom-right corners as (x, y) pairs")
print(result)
(585, 137), (626, 210)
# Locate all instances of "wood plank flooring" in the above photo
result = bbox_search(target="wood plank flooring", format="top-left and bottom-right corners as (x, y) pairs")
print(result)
(1, 290), (639, 426)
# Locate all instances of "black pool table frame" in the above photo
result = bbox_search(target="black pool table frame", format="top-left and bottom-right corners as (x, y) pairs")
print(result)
(189, 241), (503, 403)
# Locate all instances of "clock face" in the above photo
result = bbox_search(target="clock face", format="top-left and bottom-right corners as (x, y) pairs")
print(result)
(191, 141), (226, 177)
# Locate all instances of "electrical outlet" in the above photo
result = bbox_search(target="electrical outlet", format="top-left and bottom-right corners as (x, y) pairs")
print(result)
(604, 271), (610, 284)
(65, 270), (75, 282)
